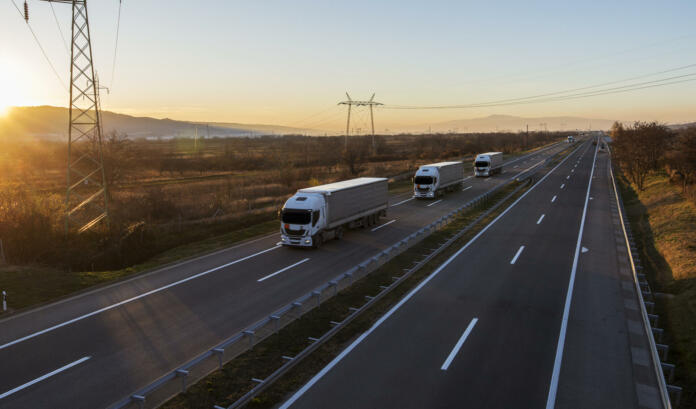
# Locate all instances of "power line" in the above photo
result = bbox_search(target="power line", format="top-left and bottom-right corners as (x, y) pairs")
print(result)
(109, 0), (123, 88)
(384, 65), (696, 110)
(49, 2), (69, 54)
(9, 0), (68, 91)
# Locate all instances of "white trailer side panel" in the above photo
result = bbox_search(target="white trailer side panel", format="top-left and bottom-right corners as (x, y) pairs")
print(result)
(300, 178), (388, 227)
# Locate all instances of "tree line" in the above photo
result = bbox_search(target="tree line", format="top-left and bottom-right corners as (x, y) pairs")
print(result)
(611, 121), (696, 193)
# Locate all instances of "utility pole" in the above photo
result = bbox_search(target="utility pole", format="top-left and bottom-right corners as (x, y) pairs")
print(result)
(338, 93), (383, 154)
(526, 124), (529, 148)
(40, 0), (109, 234)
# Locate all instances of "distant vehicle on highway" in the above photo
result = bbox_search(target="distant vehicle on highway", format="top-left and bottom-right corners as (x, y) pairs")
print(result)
(474, 152), (503, 177)
(280, 177), (388, 248)
(413, 161), (464, 198)
(567, 135), (576, 143)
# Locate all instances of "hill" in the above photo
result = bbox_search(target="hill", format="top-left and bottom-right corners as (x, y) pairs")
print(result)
(0, 106), (312, 140)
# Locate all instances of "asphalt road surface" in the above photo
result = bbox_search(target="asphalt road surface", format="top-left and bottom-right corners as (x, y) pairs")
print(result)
(0, 142), (572, 409)
(280, 140), (662, 409)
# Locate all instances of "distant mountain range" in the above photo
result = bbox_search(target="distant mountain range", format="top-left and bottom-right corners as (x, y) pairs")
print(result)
(2, 107), (689, 140)
(408, 114), (618, 133)
(0, 106), (313, 140)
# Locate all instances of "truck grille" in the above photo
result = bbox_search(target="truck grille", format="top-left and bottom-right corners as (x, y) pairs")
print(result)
(286, 227), (305, 236)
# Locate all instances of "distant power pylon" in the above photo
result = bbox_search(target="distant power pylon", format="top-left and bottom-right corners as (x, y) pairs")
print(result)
(41, 0), (109, 233)
(338, 93), (383, 153)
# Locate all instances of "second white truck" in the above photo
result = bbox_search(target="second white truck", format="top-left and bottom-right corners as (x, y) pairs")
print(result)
(280, 177), (388, 248)
(413, 161), (464, 199)
(473, 152), (503, 177)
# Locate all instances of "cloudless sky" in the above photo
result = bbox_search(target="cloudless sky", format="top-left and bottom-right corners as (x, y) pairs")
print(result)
(1, 0), (695, 131)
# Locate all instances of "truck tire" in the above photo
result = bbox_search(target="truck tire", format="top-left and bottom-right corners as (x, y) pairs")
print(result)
(312, 234), (323, 249)
(335, 227), (344, 240)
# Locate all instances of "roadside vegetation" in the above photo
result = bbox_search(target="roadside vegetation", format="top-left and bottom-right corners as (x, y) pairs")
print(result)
(0, 131), (563, 314)
(612, 122), (696, 407)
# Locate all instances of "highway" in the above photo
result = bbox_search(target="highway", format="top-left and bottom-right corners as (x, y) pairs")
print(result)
(0, 142), (570, 409)
(280, 139), (662, 409)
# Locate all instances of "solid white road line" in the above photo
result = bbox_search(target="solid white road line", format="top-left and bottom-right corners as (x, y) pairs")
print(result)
(464, 176), (473, 181)
(0, 246), (282, 351)
(537, 214), (545, 224)
(462, 186), (472, 192)
(258, 258), (310, 282)
(560, 184), (565, 189)
(391, 197), (414, 207)
(0, 356), (91, 399)
(440, 318), (479, 370)
(279, 143), (585, 409)
(427, 199), (443, 207)
(510, 246), (525, 264)
(551, 195), (557, 203)
(371, 219), (397, 232)
(545, 142), (599, 409)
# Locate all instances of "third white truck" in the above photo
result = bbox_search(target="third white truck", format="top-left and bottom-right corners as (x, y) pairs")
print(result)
(413, 161), (464, 199)
(473, 152), (503, 177)
(280, 177), (388, 248)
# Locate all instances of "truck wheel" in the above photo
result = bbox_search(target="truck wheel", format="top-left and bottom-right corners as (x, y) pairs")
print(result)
(312, 234), (323, 249)
(336, 227), (344, 240)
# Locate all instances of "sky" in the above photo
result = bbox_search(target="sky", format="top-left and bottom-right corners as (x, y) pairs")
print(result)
(1, 0), (696, 132)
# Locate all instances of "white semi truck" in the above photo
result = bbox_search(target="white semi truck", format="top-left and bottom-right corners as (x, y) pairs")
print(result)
(280, 177), (388, 248)
(413, 161), (464, 199)
(473, 152), (503, 177)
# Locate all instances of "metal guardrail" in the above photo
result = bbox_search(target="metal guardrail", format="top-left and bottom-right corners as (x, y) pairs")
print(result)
(608, 154), (681, 408)
(110, 145), (571, 409)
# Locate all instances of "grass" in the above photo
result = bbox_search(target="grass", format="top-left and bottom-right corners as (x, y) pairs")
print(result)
(0, 219), (279, 315)
(618, 170), (696, 407)
(160, 180), (527, 409)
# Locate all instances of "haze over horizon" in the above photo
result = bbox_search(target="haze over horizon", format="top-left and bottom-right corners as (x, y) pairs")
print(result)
(2, 0), (695, 132)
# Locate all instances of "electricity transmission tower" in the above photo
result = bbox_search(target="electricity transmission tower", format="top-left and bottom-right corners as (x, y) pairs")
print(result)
(338, 93), (383, 153)
(41, 0), (109, 233)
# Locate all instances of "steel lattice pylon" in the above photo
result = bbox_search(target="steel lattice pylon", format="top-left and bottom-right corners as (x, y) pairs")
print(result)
(45, 0), (109, 233)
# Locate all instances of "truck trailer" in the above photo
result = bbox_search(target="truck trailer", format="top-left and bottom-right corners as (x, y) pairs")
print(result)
(280, 177), (388, 248)
(473, 152), (503, 177)
(413, 161), (464, 198)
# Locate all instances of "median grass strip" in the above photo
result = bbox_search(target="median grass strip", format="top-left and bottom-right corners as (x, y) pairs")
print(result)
(160, 179), (529, 409)
(618, 170), (696, 408)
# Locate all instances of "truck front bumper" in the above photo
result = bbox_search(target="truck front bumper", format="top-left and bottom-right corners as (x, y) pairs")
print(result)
(280, 234), (313, 247)
(413, 191), (435, 198)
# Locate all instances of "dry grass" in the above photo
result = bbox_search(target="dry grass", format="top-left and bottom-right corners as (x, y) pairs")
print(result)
(623, 171), (696, 282)
(619, 170), (696, 407)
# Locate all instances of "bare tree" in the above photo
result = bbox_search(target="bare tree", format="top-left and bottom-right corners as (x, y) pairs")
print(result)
(666, 126), (696, 193)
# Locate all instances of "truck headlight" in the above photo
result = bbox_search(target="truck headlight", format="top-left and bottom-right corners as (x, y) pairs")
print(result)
(305, 239), (311, 244)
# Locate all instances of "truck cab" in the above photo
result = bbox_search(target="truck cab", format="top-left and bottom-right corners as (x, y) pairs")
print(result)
(280, 194), (324, 247)
(413, 167), (439, 198)
(474, 152), (503, 177)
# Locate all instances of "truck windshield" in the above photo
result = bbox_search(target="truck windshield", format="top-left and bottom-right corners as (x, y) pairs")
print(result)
(282, 209), (311, 224)
(414, 176), (433, 184)
(475, 161), (490, 167)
